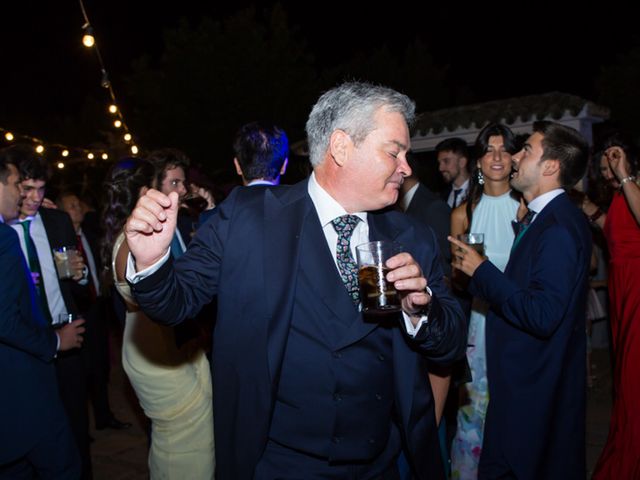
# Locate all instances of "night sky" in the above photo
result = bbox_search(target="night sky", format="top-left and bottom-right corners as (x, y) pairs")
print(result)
(1, 1), (637, 147)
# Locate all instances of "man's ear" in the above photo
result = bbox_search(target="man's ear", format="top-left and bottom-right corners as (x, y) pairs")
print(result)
(329, 130), (351, 167)
(233, 158), (243, 176)
(542, 159), (560, 177)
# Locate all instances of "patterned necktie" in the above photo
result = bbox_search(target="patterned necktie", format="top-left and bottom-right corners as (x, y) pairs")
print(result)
(511, 208), (536, 250)
(331, 215), (361, 306)
(20, 219), (53, 323)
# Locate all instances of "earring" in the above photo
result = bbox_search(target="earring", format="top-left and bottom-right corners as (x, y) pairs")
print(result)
(477, 170), (485, 185)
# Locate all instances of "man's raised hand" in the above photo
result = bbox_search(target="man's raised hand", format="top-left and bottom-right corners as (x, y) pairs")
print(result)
(125, 189), (179, 271)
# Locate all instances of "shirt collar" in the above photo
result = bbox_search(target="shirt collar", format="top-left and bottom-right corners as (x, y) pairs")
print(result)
(454, 178), (470, 192)
(247, 179), (278, 186)
(528, 188), (564, 217)
(307, 172), (367, 228)
(399, 182), (419, 211)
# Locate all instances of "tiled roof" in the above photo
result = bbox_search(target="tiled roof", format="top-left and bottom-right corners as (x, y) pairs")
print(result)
(414, 91), (609, 135)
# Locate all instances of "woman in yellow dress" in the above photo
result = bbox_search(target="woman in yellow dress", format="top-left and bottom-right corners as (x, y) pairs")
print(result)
(101, 158), (214, 479)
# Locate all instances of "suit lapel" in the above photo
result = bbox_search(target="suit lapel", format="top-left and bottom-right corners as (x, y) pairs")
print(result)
(263, 182), (313, 382)
(507, 193), (565, 273)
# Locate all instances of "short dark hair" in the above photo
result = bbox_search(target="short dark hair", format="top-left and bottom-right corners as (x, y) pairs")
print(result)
(1, 144), (50, 183)
(233, 122), (289, 182)
(146, 148), (190, 189)
(435, 137), (471, 172)
(0, 147), (18, 184)
(533, 121), (588, 188)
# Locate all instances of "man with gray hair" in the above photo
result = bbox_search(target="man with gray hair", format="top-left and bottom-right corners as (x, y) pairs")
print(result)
(125, 82), (465, 479)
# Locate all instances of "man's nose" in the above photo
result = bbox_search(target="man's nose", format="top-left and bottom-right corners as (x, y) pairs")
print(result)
(397, 156), (412, 177)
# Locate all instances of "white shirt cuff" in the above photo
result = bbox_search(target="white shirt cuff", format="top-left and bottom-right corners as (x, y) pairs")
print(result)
(401, 286), (432, 337)
(126, 249), (171, 284)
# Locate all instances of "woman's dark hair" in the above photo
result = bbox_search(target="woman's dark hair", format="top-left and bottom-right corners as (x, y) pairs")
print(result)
(464, 123), (521, 232)
(588, 130), (639, 210)
(100, 158), (155, 276)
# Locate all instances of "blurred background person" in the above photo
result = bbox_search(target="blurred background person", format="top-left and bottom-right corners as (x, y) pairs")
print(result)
(436, 137), (471, 208)
(101, 158), (214, 479)
(449, 123), (521, 478)
(57, 191), (132, 432)
(583, 132), (640, 479)
(232, 121), (289, 186)
(199, 121), (289, 227)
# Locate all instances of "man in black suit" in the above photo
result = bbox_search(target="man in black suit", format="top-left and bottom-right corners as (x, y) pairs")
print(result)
(8, 146), (93, 478)
(58, 192), (132, 432)
(0, 148), (84, 478)
(125, 82), (466, 479)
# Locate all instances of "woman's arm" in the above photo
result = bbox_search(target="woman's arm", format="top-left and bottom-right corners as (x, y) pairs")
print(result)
(608, 146), (640, 225)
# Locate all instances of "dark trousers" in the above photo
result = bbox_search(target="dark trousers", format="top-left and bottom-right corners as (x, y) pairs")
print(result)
(254, 439), (400, 480)
(56, 349), (92, 479)
(0, 414), (81, 479)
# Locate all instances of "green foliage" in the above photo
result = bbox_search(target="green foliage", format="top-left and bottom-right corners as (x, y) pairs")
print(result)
(125, 4), (450, 172)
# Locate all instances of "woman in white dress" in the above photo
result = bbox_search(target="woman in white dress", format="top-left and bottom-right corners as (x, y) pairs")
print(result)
(101, 158), (214, 479)
(450, 124), (522, 479)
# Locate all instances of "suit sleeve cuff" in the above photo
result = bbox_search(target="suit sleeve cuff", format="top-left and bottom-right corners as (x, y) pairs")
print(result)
(402, 286), (433, 337)
(126, 249), (171, 284)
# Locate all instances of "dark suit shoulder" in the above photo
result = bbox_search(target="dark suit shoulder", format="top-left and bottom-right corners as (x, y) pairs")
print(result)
(0, 222), (19, 250)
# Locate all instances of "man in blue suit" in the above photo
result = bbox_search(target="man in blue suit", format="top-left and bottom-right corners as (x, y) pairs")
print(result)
(449, 121), (590, 479)
(0, 150), (84, 478)
(125, 82), (466, 479)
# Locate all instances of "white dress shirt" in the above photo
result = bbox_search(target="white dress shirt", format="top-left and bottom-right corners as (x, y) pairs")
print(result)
(11, 212), (68, 323)
(448, 178), (470, 208)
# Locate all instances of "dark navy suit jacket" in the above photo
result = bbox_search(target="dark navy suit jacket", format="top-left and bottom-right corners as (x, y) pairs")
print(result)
(0, 223), (68, 463)
(405, 183), (452, 275)
(132, 180), (466, 479)
(470, 193), (590, 479)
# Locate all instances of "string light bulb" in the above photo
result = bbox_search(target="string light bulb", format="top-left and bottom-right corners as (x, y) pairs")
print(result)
(4, 132), (14, 141)
(108, 104), (117, 114)
(114, 120), (122, 128)
(101, 153), (108, 160)
(87, 152), (94, 159)
(57, 162), (65, 169)
(82, 24), (95, 48)
(62, 149), (69, 157)
(131, 145), (139, 155)
(123, 133), (132, 142)
(35, 145), (44, 154)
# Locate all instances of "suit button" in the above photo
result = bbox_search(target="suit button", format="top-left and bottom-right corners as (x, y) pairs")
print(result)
(333, 352), (342, 359)
(369, 438), (376, 444)
(332, 436), (341, 444)
(378, 354), (385, 361)
(375, 393), (382, 400)
(333, 393), (342, 402)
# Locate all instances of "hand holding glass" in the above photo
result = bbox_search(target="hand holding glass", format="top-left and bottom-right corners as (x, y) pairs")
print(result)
(356, 241), (402, 314)
(52, 246), (79, 279)
(457, 233), (485, 256)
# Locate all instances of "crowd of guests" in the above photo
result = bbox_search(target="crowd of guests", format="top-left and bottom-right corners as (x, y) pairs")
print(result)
(1, 81), (639, 479)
